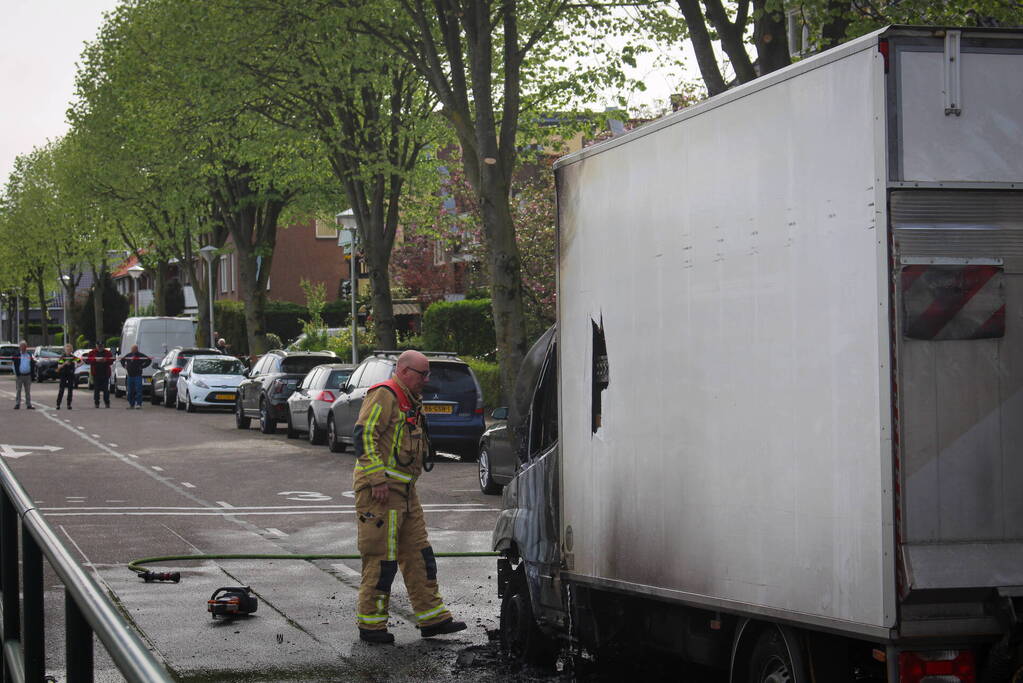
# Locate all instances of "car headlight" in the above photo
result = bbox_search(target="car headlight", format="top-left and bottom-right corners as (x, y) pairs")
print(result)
(193, 379), (209, 389)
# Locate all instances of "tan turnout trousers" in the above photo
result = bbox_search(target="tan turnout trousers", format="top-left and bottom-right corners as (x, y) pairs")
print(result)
(355, 486), (451, 630)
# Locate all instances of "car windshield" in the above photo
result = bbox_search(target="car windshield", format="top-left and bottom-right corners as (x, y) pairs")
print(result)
(326, 370), (352, 390)
(192, 358), (244, 375)
(281, 356), (332, 375)
(38, 349), (61, 358)
(423, 364), (476, 394)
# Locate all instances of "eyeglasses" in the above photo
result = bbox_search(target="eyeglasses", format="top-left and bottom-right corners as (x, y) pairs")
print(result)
(406, 367), (430, 379)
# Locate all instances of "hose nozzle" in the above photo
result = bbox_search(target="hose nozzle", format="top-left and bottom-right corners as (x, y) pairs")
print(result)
(140, 571), (180, 583)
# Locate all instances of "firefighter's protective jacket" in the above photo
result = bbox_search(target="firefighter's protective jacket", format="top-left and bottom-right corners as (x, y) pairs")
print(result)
(352, 377), (427, 495)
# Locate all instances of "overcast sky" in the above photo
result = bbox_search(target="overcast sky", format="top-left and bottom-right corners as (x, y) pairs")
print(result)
(1, 0), (120, 184)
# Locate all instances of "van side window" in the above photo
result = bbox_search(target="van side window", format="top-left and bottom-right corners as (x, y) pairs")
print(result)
(591, 318), (608, 433)
(529, 344), (558, 459)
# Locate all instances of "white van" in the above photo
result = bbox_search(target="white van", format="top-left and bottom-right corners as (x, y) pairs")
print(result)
(112, 317), (197, 396)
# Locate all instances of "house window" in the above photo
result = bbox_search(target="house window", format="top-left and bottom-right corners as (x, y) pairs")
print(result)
(232, 253), (237, 292)
(315, 218), (338, 240)
(219, 257), (228, 294)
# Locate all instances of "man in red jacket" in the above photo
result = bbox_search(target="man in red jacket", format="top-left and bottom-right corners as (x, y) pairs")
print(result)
(86, 342), (115, 408)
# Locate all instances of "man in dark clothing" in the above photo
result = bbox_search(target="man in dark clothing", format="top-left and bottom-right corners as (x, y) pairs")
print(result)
(56, 343), (78, 410)
(12, 340), (35, 409)
(86, 342), (114, 408)
(120, 344), (152, 409)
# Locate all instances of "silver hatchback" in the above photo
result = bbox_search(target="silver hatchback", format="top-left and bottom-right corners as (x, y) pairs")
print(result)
(284, 363), (354, 444)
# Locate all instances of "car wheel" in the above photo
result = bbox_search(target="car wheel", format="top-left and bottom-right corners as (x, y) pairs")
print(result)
(327, 415), (345, 453)
(285, 411), (299, 439)
(185, 391), (196, 413)
(308, 412), (326, 445)
(259, 399), (276, 434)
(235, 399), (251, 429)
(478, 446), (502, 495)
(500, 567), (557, 667)
(164, 387), (175, 408)
(150, 385), (160, 405)
(175, 391), (184, 411)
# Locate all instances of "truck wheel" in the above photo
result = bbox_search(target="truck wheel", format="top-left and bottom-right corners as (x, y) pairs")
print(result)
(479, 446), (502, 495)
(235, 400), (251, 429)
(747, 626), (807, 683)
(500, 568), (557, 667)
(327, 416), (346, 453)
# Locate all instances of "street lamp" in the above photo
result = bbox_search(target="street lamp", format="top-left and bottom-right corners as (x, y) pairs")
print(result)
(127, 265), (144, 317)
(336, 209), (358, 364)
(59, 274), (71, 343)
(199, 245), (218, 348)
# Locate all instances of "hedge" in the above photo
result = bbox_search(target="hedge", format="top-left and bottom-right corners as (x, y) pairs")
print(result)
(421, 299), (495, 357)
(464, 357), (501, 411)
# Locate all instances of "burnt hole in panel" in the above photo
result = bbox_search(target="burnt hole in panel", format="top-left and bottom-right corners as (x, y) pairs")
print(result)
(592, 317), (609, 433)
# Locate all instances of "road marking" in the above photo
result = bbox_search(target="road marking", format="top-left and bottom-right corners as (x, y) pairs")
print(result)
(331, 562), (361, 579)
(216, 501), (234, 508)
(151, 466), (164, 472)
(41, 503), (489, 511)
(108, 443), (118, 448)
(105, 500), (127, 503)
(277, 490), (331, 502)
(452, 489), (483, 492)
(341, 490), (355, 499)
(265, 528), (287, 537)
(126, 454), (138, 459)
(181, 482), (196, 488)
(41, 509), (498, 517)
(76, 426), (84, 430)
(91, 434), (100, 438)
(0, 444), (64, 459)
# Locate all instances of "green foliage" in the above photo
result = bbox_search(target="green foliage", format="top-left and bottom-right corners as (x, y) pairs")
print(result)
(165, 279), (185, 316)
(54, 332), (64, 346)
(213, 300), (247, 355)
(75, 278), (130, 346)
(464, 357), (502, 411)
(106, 336), (121, 350)
(300, 279), (327, 329)
(324, 327), (375, 363)
(75, 334), (88, 349)
(421, 299), (496, 357)
(265, 333), (284, 351)
(293, 328), (332, 352)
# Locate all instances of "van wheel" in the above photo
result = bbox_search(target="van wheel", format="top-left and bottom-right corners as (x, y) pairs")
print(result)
(747, 627), (807, 683)
(327, 416), (345, 453)
(308, 412), (326, 445)
(479, 446), (501, 495)
(235, 400), (251, 429)
(259, 400), (276, 434)
(500, 567), (557, 667)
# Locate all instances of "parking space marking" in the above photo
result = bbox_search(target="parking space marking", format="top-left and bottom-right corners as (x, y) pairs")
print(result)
(181, 482), (196, 488)
(265, 528), (287, 538)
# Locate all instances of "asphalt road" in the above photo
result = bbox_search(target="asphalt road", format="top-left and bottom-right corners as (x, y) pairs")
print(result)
(0, 375), (724, 683)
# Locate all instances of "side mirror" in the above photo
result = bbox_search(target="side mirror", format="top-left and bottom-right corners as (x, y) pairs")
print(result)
(491, 406), (509, 420)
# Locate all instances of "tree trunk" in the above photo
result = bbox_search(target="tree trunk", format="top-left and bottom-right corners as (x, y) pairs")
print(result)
(35, 272), (50, 346)
(235, 241), (270, 354)
(821, 0), (852, 48)
(753, 0), (791, 76)
(63, 281), (77, 345)
(92, 271), (105, 345)
(153, 260), (168, 315)
(703, 0), (758, 83)
(20, 293), (30, 342)
(364, 237), (396, 351)
(676, 0), (728, 96)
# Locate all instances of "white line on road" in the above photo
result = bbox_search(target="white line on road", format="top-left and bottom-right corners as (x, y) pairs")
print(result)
(151, 466), (164, 472)
(181, 482), (196, 488)
(126, 454), (138, 459)
(331, 562), (361, 579)
(76, 426), (84, 430)
(265, 527), (287, 537)
(42, 509), (498, 517)
(90, 434), (100, 438)
(41, 503), (490, 511)
(108, 443), (118, 448)
(216, 501), (234, 508)
(105, 500), (127, 503)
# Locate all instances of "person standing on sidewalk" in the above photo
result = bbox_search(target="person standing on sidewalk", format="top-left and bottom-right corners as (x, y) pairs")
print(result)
(56, 343), (78, 410)
(352, 350), (467, 644)
(119, 344), (151, 409)
(86, 342), (114, 408)
(12, 340), (35, 410)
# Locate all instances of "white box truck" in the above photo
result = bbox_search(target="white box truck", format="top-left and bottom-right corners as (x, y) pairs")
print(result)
(493, 26), (1023, 682)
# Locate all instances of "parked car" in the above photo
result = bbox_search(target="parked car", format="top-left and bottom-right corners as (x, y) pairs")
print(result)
(476, 407), (520, 494)
(284, 363), (354, 443)
(175, 355), (246, 412)
(73, 349), (92, 386)
(235, 350), (336, 434)
(151, 347), (220, 407)
(31, 346), (63, 381)
(112, 317), (198, 397)
(325, 352), (486, 460)
(0, 344), (18, 373)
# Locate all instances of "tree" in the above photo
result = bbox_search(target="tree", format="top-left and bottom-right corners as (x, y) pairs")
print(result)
(355, 0), (636, 405)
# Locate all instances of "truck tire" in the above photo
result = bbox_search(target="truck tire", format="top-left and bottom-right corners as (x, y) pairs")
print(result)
(747, 626), (807, 683)
(500, 567), (557, 667)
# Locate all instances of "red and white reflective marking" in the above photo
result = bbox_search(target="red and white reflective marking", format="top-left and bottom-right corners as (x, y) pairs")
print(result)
(901, 263), (1005, 341)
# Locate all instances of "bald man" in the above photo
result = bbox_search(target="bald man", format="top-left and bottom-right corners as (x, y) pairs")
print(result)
(352, 350), (466, 644)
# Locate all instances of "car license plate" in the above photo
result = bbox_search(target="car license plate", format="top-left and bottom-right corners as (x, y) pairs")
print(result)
(422, 404), (453, 414)
(215, 393), (236, 401)
(143, 377), (151, 383)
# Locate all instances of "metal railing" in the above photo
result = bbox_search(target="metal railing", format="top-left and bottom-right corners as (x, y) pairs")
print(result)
(0, 459), (174, 683)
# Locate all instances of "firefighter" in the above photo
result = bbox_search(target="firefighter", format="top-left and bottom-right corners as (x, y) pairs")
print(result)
(352, 350), (467, 644)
